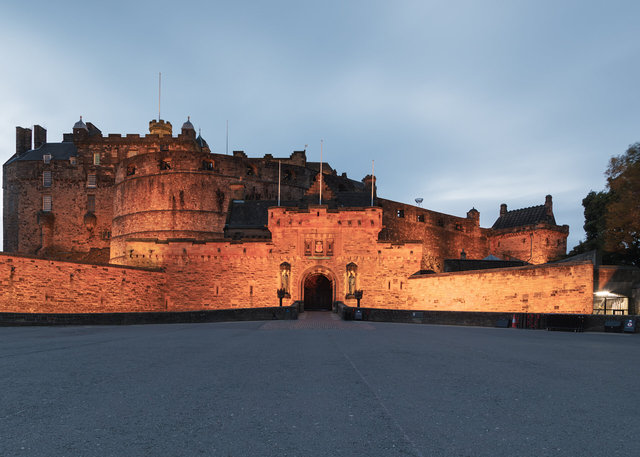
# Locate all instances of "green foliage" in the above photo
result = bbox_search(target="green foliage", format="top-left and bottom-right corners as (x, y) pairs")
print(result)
(568, 190), (610, 256)
(570, 143), (640, 266)
(603, 143), (640, 265)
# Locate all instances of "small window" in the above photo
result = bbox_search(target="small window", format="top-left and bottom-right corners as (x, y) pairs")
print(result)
(87, 173), (97, 188)
(69, 156), (77, 165)
(87, 195), (96, 213)
(93, 152), (101, 165)
(126, 165), (136, 176)
(43, 154), (51, 164)
(42, 195), (52, 212)
(43, 171), (52, 187)
(159, 160), (171, 170)
(202, 160), (214, 170)
(417, 214), (425, 222)
(396, 209), (405, 218)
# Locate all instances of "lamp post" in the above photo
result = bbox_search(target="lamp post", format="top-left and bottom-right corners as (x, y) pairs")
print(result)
(354, 290), (363, 308)
(277, 288), (286, 307)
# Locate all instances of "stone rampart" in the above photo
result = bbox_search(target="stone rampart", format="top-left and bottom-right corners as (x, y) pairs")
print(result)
(408, 261), (594, 314)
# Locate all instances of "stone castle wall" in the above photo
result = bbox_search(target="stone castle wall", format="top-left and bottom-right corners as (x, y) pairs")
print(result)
(0, 253), (165, 313)
(379, 199), (490, 271)
(407, 261), (594, 314)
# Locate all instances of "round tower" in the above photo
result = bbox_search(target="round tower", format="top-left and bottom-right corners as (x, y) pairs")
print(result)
(109, 119), (231, 264)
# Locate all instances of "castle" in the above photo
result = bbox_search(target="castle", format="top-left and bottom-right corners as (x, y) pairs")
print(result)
(2, 116), (605, 315)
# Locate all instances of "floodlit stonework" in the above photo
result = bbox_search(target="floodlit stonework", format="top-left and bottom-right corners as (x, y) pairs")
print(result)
(2, 116), (603, 315)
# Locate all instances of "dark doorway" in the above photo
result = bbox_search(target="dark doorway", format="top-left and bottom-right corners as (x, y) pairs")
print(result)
(304, 274), (332, 310)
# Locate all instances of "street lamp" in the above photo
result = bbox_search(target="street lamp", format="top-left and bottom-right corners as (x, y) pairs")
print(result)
(354, 290), (363, 308)
(277, 288), (286, 307)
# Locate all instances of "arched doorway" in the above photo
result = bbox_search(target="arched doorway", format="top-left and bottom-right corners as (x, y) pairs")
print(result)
(304, 273), (333, 310)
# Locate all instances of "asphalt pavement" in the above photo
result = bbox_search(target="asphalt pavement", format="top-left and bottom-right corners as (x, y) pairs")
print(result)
(1, 312), (638, 457)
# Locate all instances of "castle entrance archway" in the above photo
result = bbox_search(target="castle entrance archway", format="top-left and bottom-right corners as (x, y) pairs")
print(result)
(303, 273), (333, 310)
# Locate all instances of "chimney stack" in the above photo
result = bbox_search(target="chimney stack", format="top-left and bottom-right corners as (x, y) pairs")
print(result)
(16, 127), (32, 157)
(545, 195), (553, 216)
(500, 203), (507, 217)
(34, 125), (47, 149)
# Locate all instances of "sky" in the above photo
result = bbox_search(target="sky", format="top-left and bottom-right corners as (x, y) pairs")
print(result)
(1, 0), (639, 250)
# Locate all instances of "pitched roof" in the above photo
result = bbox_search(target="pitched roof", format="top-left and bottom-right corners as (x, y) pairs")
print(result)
(226, 193), (376, 230)
(492, 204), (556, 229)
(5, 142), (78, 165)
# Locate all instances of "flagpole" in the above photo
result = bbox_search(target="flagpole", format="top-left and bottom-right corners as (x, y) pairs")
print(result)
(278, 160), (281, 206)
(371, 160), (375, 206)
(319, 139), (323, 205)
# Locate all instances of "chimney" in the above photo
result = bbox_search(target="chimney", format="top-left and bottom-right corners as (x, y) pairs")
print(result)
(16, 127), (32, 156)
(229, 182), (246, 200)
(500, 203), (507, 217)
(545, 195), (553, 216)
(34, 125), (47, 149)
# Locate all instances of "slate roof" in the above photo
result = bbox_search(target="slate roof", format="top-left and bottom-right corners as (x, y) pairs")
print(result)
(226, 193), (376, 230)
(5, 142), (78, 165)
(492, 205), (556, 229)
(226, 200), (299, 229)
(196, 134), (209, 149)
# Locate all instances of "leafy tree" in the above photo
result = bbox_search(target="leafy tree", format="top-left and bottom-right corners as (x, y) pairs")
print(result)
(568, 190), (611, 256)
(568, 143), (640, 266)
(603, 143), (640, 266)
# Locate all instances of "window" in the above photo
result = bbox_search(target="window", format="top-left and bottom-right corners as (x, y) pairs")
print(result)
(93, 152), (101, 165)
(417, 214), (425, 222)
(159, 159), (171, 170)
(87, 195), (96, 213)
(87, 173), (97, 188)
(43, 154), (51, 164)
(396, 209), (405, 218)
(42, 195), (52, 212)
(126, 165), (136, 176)
(43, 171), (52, 187)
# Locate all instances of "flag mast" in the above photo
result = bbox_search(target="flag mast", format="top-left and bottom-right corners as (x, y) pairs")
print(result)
(319, 139), (323, 205)
(278, 160), (281, 206)
(371, 160), (375, 206)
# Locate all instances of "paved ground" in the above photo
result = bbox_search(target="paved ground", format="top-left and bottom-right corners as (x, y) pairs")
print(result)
(1, 312), (639, 457)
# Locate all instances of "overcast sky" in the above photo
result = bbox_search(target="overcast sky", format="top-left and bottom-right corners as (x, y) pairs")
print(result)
(1, 0), (639, 250)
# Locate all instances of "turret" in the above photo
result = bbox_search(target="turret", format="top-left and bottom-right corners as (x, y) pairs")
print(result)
(149, 119), (172, 137)
(362, 174), (377, 198)
(181, 116), (196, 139)
(466, 207), (479, 226)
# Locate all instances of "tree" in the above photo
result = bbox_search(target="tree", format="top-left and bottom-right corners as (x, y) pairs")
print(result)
(568, 190), (611, 256)
(603, 143), (640, 266)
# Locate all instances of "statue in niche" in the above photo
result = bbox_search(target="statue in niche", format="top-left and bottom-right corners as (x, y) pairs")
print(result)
(280, 262), (291, 296)
(346, 263), (357, 297)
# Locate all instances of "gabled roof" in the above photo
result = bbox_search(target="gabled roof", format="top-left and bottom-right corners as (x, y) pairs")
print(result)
(5, 142), (78, 165)
(492, 205), (556, 229)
